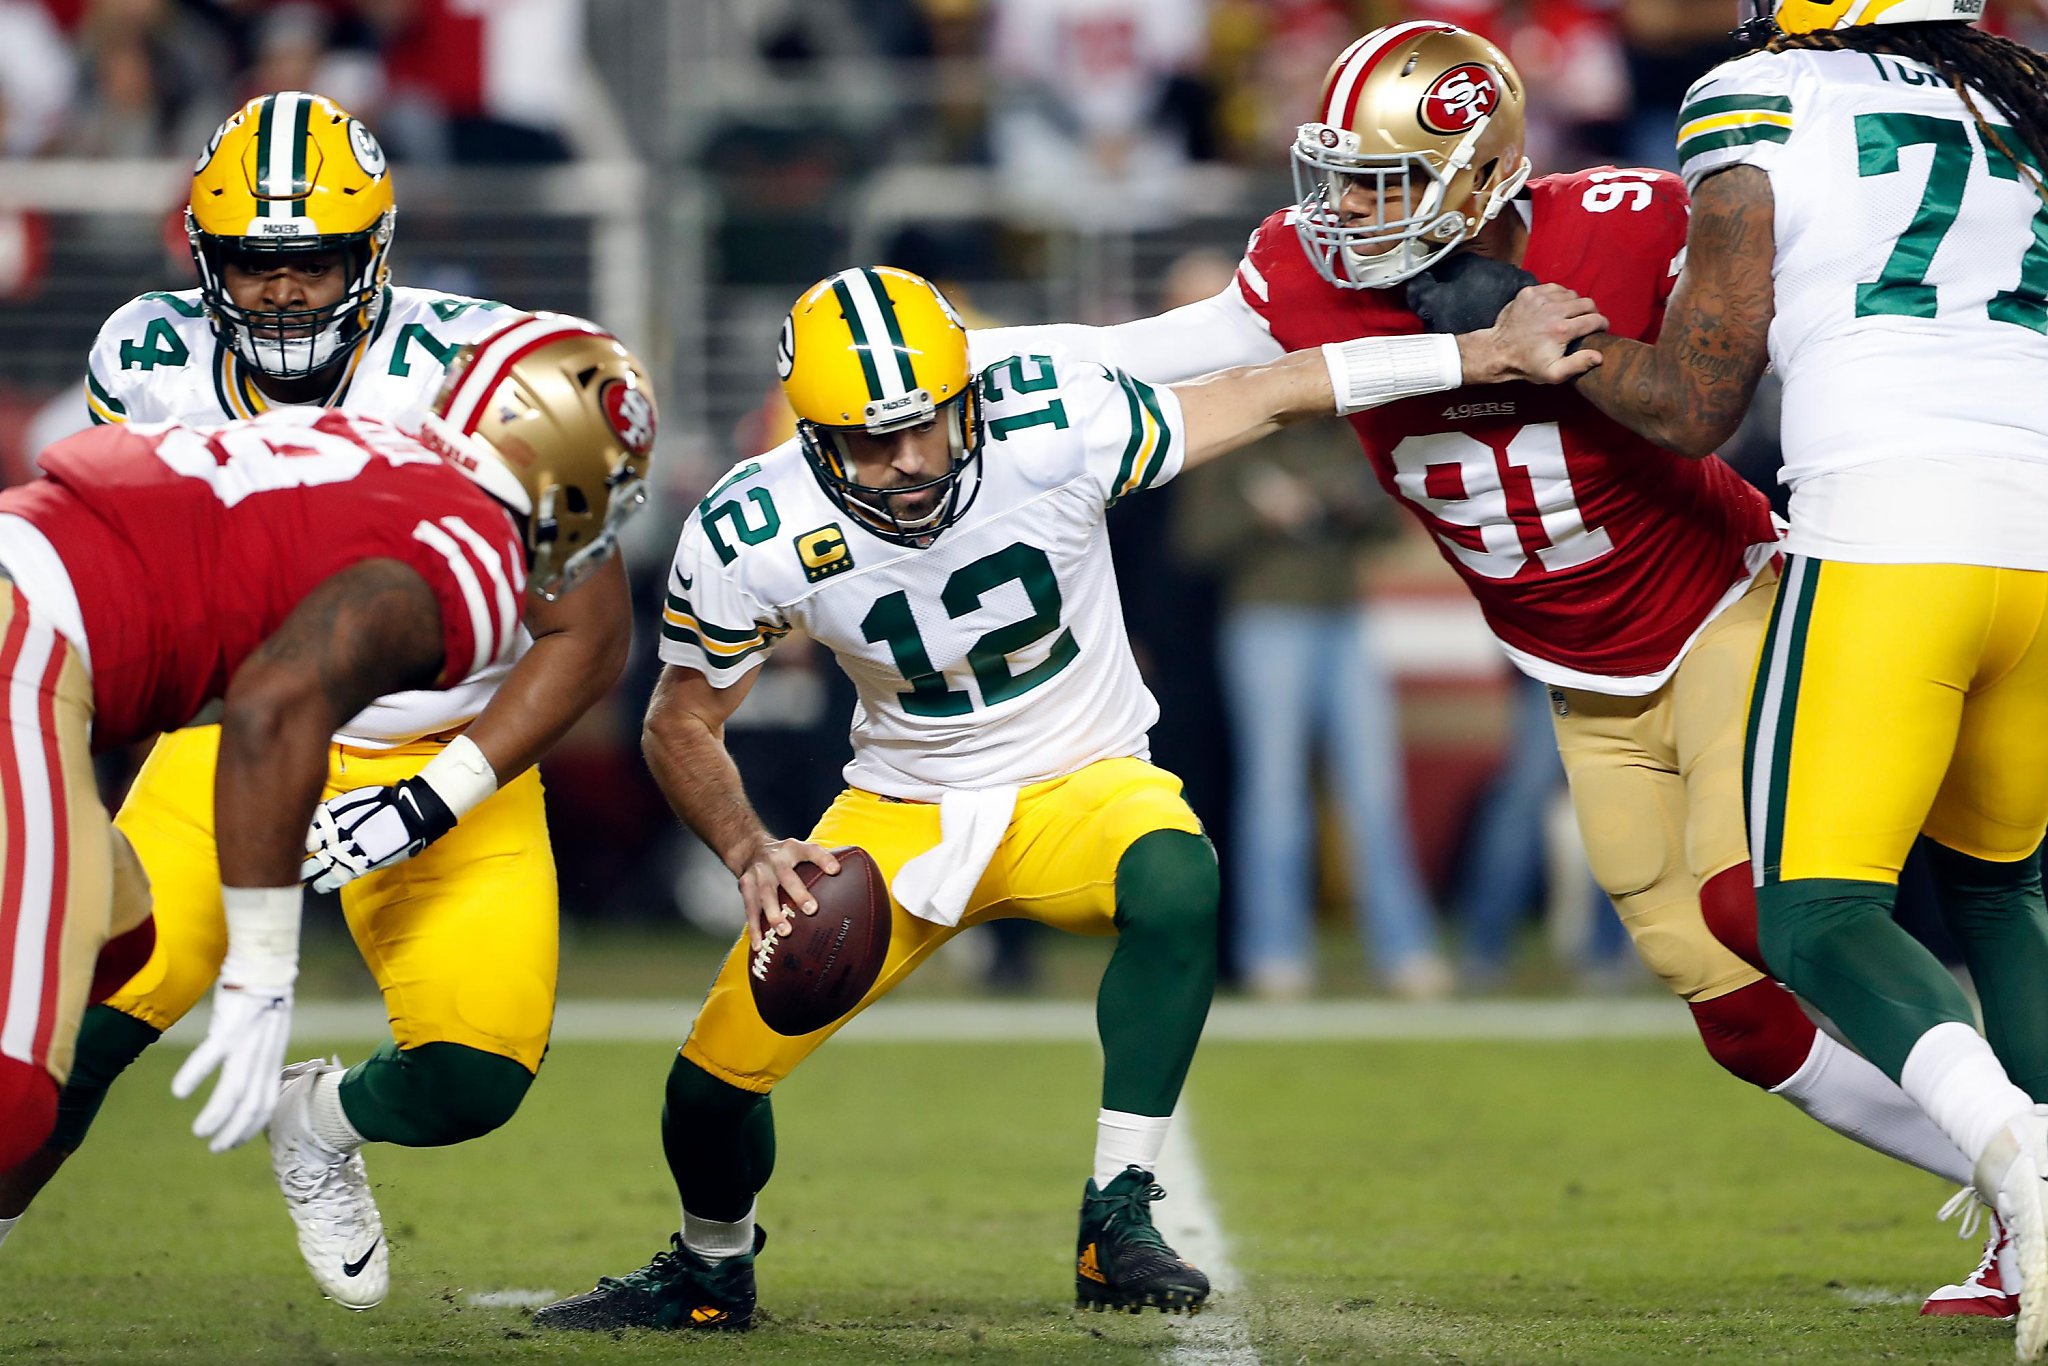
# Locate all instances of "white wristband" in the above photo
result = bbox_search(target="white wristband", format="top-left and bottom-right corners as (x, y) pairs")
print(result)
(220, 885), (301, 987)
(1320, 334), (1464, 415)
(417, 734), (499, 821)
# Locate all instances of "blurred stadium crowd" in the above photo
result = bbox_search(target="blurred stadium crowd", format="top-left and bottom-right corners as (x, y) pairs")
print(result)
(4, 0), (2044, 995)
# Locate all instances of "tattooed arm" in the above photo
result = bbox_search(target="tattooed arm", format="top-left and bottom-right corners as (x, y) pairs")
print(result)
(1575, 166), (1777, 458)
(215, 558), (445, 887)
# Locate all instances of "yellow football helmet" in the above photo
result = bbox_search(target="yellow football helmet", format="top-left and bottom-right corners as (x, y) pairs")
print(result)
(187, 90), (396, 379)
(780, 266), (983, 545)
(419, 313), (656, 601)
(1743, 0), (1982, 38)
(1291, 22), (1530, 289)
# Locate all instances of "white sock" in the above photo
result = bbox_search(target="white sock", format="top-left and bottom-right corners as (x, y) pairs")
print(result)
(683, 1201), (756, 1262)
(1900, 1021), (2036, 1167)
(1772, 1029), (1973, 1185)
(1094, 1110), (1171, 1189)
(308, 1070), (366, 1157)
(0, 1213), (17, 1252)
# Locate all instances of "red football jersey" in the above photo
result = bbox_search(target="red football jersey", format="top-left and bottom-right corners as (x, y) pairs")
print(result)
(0, 409), (527, 750)
(1237, 167), (1778, 686)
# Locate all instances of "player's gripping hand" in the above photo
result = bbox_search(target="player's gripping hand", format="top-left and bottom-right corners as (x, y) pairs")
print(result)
(1461, 283), (1606, 386)
(302, 779), (456, 893)
(731, 834), (842, 950)
(171, 887), (300, 1153)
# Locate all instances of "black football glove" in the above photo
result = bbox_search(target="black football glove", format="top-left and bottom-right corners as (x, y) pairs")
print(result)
(1405, 251), (1541, 335)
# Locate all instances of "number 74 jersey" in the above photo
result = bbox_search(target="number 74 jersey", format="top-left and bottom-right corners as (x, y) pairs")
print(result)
(659, 344), (1186, 800)
(1236, 168), (1780, 693)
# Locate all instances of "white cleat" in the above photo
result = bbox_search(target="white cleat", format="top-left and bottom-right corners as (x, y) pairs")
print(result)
(1974, 1107), (2048, 1361)
(269, 1059), (387, 1310)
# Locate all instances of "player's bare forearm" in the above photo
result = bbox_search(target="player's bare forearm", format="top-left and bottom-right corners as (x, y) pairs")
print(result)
(1574, 167), (1776, 457)
(217, 560), (445, 885)
(642, 664), (772, 872)
(460, 553), (631, 782)
(1171, 349), (1335, 471)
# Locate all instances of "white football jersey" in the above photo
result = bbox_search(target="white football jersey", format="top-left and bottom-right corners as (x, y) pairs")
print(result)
(83, 285), (528, 744)
(1679, 47), (2048, 567)
(658, 340), (1187, 800)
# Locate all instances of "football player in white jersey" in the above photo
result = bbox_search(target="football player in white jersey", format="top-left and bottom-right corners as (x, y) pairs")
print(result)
(532, 265), (1597, 1331)
(1565, 2), (2048, 1349)
(0, 93), (643, 1314)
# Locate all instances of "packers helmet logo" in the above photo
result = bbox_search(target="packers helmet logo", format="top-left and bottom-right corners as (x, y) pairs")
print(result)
(347, 119), (387, 177)
(776, 316), (796, 381)
(1419, 64), (1500, 135)
(796, 524), (853, 583)
(599, 378), (658, 456)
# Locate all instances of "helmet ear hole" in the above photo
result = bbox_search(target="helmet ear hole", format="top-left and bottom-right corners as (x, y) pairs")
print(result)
(1476, 156), (1500, 190)
(563, 485), (590, 517)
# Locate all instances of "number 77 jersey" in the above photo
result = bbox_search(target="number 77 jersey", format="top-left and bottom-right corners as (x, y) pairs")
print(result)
(1236, 167), (1780, 692)
(659, 344), (1185, 800)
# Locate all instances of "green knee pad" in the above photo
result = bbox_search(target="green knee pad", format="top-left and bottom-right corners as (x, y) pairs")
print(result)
(662, 1052), (774, 1222)
(49, 1006), (161, 1150)
(337, 1042), (534, 1148)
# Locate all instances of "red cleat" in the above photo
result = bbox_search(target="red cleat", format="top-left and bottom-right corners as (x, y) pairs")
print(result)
(1923, 1199), (2019, 1321)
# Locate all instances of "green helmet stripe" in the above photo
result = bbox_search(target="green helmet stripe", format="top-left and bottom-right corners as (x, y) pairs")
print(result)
(289, 94), (311, 215)
(862, 268), (920, 394)
(830, 276), (885, 402)
(254, 95), (277, 216)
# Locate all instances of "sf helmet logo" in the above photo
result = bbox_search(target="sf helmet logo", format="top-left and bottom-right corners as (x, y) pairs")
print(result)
(600, 379), (657, 455)
(1419, 64), (1500, 135)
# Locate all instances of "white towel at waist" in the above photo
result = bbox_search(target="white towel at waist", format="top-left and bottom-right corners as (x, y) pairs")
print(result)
(889, 786), (1019, 927)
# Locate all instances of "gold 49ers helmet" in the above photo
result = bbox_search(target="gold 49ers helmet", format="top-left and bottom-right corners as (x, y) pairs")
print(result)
(1292, 22), (1531, 290)
(188, 90), (395, 379)
(780, 266), (983, 545)
(1738, 0), (1981, 40)
(417, 314), (657, 601)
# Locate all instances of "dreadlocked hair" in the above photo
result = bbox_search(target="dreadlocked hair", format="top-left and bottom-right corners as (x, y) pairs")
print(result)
(1769, 23), (2048, 209)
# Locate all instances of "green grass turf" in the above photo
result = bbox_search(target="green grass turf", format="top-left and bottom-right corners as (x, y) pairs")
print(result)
(0, 1037), (2017, 1362)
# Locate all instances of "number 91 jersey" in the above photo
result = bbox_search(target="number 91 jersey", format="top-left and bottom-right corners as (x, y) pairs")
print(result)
(659, 343), (1187, 800)
(1236, 169), (1780, 693)
(1678, 47), (2048, 567)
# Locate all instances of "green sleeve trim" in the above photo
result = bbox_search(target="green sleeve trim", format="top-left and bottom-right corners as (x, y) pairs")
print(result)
(1679, 93), (1792, 123)
(85, 372), (126, 416)
(1679, 125), (1792, 162)
(1130, 376), (1173, 491)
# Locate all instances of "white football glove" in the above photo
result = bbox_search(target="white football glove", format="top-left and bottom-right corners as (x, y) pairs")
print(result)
(171, 887), (300, 1153)
(300, 737), (496, 894)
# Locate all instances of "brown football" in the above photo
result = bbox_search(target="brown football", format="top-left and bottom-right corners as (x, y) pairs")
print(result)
(747, 846), (891, 1037)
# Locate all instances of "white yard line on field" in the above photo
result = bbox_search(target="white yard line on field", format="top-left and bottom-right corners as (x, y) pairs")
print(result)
(465, 1289), (559, 1309)
(1155, 1106), (1258, 1365)
(158, 997), (1698, 1048)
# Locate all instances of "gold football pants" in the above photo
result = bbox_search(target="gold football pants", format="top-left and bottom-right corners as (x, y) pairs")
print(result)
(1551, 566), (1777, 1003)
(0, 586), (150, 1088)
(683, 756), (1204, 1093)
(105, 725), (558, 1070)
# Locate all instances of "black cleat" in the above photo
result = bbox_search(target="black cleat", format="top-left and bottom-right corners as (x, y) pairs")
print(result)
(1075, 1166), (1210, 1315)
(533, 1227), (764, 1332)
